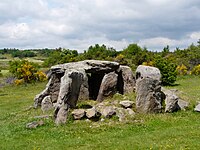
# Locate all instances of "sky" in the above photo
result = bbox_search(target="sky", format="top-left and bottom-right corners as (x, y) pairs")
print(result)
(0, 0), (200, 52)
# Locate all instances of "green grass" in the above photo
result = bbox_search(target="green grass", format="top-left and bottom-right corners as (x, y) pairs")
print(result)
(0, 76), (200, 150)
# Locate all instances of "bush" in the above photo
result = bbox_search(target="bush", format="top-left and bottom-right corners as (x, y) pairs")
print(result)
(176, 64), (188, 75)
(154, 57), (177, 85)
(191, 64), (200, 75)
(9, 60), (47, 84)
(142, 61), (154, 66)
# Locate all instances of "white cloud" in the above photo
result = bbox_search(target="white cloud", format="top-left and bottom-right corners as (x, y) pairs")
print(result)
(0, 0), (200, 52)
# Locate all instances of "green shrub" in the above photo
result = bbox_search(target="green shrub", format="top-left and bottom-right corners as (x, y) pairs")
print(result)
(154, 57), (177, 85)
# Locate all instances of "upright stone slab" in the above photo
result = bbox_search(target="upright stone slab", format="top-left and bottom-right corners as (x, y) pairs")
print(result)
(34, 71), (64, 107)
(41, 95), (53, 112)
(136, 77), (163, 113)
(119, 65), (135, 94)
(97, 72), (118, 102)
(135, 65), (163, 113)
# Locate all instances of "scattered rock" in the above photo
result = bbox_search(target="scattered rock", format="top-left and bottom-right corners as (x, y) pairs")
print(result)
(24, 106), (34, 111)
(100, 118), (105, 122)
(26, 120), (44, 129)
(127, 108), (135, 115)
(194, 103), (200, 112)
(71, 109), (85, 120)
(116, 108), (135, 122)
(86, 107), (101, 119)
(178, 99), (189, 110)
(101, 106), (116, 118)
(165, 93), (180, 113)
(41, 95), (53, 112)
(119, 100), (134, 108)
(34, 115), (52, 119)
(162, 88), (188, 112)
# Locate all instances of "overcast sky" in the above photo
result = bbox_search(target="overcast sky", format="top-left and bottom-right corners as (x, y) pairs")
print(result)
(0, 0), (200, 52)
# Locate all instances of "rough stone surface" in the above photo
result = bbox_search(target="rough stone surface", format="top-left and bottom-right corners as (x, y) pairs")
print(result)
(26, 120), (44, 129)
(116, 108), (135, 122)
(78, 72), (89, 100)
(165, 93), (180, 113)
(71, 109), (85, 120)
(56, 69), (84, 108)
(41, 95), (53, 112)
(194, 103), (200, 112)
(178, 99), (189, 110)
(97, 72), (118, 102)
(162, 88), (186, 112)
(55, 104), (69, 125)
(136, 65), (161, 81)
(101, 106), (116, 118)
(127, 108), (135, 115)
(34, 72), (63, 107)
(119, 65), (135, 93)
(86, 107), (101, 119)
(136, 77), (163, 113)
(119, 100), (134, 108)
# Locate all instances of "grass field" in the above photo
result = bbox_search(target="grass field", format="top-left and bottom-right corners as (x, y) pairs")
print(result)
(0, 76), (200, 150)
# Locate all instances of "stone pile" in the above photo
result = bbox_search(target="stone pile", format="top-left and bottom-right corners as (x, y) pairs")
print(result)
(70, 100), (135, 122)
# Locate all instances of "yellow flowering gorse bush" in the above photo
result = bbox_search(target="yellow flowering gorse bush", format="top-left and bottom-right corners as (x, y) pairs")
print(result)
(9, 60), (47, 85)
(176, 64), (188, 75)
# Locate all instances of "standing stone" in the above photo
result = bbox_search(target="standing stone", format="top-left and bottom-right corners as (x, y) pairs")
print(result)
(97, 72), (118, 102)
(34, 72), (64, 107)
(55, 104), (69, 125)
(136, 65), (161, 81)
(136, 77), (163, 113)
(41, 95), (53, 112)
(119, 65), (136, 94)
(54, 70), (84, 124)
(56, 69), (84, 108)
(78, 72), (89, 100)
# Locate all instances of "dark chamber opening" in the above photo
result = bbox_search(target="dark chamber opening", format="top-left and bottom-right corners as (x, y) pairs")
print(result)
(117, 71), (124, 95)
(88, 72), (105, 100)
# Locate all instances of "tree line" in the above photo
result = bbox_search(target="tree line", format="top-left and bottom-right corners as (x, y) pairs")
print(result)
(2, 40), (200, 85)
